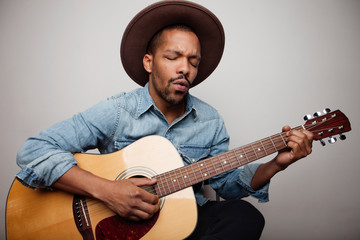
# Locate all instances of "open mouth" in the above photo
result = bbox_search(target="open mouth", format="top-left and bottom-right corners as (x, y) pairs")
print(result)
(173, 79), (190, 92)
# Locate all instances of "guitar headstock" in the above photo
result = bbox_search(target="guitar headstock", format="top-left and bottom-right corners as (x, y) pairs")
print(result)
(303, 109), (351, 145)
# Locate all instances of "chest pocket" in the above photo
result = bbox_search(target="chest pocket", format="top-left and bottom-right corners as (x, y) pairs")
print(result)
(114, 140), (135, 151)
(177, 145), (211, 165)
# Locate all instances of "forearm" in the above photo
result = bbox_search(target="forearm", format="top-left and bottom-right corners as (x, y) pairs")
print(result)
(52, 165), (111, 199)
(250, 158), (283, 190)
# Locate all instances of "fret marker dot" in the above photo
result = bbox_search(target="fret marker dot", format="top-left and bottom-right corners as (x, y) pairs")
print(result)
(204, 173), (207, 177)
(258, 148), (261, 151)
(240, 155), (243, 158)
(224, 161), (227, 164)
(184, 176), (187, 178)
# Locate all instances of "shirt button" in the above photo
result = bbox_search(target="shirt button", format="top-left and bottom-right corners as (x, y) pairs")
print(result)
(192, 159), (196, 162)
(32, 179), (38, 184)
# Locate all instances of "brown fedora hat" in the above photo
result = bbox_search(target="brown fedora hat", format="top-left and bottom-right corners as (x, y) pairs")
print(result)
(120, 0), (225, 87)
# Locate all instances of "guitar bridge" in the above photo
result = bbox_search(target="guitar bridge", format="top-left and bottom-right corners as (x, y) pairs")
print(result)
(73, 195), (94, 240)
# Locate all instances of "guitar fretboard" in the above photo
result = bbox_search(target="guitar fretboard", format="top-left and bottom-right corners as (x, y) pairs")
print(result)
(154, 126), (303, 198)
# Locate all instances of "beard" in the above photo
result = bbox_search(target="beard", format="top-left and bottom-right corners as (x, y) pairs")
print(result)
(150, 72), (190, 106)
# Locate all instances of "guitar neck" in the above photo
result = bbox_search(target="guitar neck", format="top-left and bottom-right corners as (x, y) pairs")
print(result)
(154, 126), (303, 198)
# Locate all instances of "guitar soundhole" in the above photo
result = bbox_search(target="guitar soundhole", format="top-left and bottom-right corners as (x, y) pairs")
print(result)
(95, 211), (159, 240)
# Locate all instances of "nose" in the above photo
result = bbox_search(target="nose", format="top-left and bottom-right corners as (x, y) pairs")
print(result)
(177, 58), (190, 77)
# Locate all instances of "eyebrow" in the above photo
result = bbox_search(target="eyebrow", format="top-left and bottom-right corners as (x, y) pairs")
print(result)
(164, 50), (201, 60)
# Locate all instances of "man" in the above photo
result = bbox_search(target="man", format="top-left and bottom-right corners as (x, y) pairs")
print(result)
(16, 1), (313, 239)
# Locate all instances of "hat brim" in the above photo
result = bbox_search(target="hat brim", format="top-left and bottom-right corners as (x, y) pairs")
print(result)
(120, 0), (225, 87)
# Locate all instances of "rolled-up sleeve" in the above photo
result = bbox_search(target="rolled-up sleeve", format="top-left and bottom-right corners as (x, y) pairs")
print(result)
(207, 115), (270, 203)
(210, 163), (270, 203)
(16, 97), (119, 188)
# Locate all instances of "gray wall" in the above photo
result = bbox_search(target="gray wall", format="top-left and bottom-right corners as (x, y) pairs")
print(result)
(1, 0), (359, 239)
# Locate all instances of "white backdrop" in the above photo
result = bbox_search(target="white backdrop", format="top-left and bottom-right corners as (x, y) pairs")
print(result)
(1, 0), (359, 239)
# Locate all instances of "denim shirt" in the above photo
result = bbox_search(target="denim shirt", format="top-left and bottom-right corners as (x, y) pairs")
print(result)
(16, 83), (269, 205)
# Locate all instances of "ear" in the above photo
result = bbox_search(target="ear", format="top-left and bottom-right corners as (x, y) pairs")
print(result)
(143, 53), (153, 73)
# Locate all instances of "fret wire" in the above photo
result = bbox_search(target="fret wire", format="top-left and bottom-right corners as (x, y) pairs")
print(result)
(243, 149), (252, 162)
(259, 140), (268, 155)
(190, 163), (199, 183)
(254, 141), (265, 158)
(193, 162), (203, 182)
(164, 172), (172, 195)
(176, 170), (183, 189)
(212, 156), (223, 175)
(157, 174), (165, 196)
(176, 168), (186, 189)
(230, 151), (239, 167)
(203, 161), (210, 178)
(158, 173), (167, 196)
(173, 169), (182, 190)
(250, 143), (259, 159)
(241, 146), (250, 163)
(183, 166), (191, 187)
(218, 155), (226, 172)
(226, 151), (235, 168)
(232, 149), (242, 166)
(219, 155), (227, 172)
(208, 158), (221, 178)
(225, 152), (233, 169)
(210, 156), (219, 175)
(279, 133), (287, 147)
(235, 148), (247, 165)
(206, 158), (221, 179)
(155, 178), (162, 196)
(269, 135), (277, 150)
(271, 136), (282, 149)
(197, 162), (205, 180)
(168, 170), (177, 192)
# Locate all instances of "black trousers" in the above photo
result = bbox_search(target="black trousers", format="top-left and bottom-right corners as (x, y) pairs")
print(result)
(185, 199), (265, 240)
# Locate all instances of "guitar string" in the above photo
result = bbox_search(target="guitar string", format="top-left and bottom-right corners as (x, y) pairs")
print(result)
(88, 114), (343, 198)
(154, 114), (344, 196)
(154, 132), (289, 196)
(73, 114), (345, 215)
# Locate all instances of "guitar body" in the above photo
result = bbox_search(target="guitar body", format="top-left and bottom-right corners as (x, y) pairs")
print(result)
(6, 136), (198, 240)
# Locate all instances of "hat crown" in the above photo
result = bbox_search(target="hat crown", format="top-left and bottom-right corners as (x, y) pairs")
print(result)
(120, 0), (225, 87)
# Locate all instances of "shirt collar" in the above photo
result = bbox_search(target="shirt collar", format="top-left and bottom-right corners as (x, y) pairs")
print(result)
(136, 82), (197, 119)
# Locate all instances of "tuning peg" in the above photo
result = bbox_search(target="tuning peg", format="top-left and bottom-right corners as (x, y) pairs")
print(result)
(323, 108), (331, 114)
(314, 111), (322, 117)
(339, 134), (346, 140)
(304, 114), (312, 121)
(320, 139), (326, 146)
(328, 137), (337, 144)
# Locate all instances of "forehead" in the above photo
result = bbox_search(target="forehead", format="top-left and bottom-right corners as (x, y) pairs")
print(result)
(158, 29), (201, 53)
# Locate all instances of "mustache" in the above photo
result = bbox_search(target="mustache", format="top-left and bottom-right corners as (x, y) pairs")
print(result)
(169, 75), (191, 86)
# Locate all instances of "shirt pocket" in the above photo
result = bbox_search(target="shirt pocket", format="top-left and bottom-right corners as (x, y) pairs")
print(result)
(114, 139), (135, 151)
(177, 145), (211, 165)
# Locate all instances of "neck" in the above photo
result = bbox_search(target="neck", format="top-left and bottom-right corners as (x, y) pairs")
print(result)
(148, 87), (187, 125)
(158, 101), (186, 125)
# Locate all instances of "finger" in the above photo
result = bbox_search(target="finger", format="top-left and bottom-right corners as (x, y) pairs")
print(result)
(130, 178), (159, 203)
(130, 177), (157, 187)
(286, 140), (304, 159)
(288, 130), (313, 154)
(287, 134), (312, 159)
(135, 199), (160, 216)
(126, 195), (160, 220)
(288, 134), (307, 154)
(128, 206), (159, 221)
(282, 125), (291, 132)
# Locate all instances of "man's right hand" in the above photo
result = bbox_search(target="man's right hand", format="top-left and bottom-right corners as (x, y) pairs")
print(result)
(53, 166), (160, 221)
(97, 178), (160, 221)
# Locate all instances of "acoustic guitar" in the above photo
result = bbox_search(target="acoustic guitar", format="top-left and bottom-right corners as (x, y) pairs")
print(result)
(6, 109), (351, 240)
